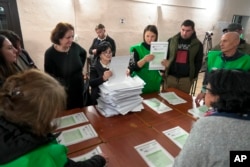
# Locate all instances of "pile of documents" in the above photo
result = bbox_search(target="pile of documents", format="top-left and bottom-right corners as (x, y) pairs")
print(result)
(95, 55), (145, 117)
(96, 75), (144, 117)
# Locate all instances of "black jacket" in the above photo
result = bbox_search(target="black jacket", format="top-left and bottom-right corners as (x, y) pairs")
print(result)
(89, 59), (109, 105)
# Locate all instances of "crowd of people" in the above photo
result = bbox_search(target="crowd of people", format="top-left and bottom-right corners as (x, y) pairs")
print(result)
(1, 20), (250, 166)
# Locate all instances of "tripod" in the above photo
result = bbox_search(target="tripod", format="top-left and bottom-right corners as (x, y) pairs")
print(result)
(190, 32), (213, 96)
(200, 32), (213, 72)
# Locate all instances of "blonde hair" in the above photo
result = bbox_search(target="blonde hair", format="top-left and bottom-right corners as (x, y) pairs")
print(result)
(0, 69), (66, 136)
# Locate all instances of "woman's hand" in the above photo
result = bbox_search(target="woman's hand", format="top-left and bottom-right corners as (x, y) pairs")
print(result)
(143, 54), (155, 62)
(103, 70), (112, 81)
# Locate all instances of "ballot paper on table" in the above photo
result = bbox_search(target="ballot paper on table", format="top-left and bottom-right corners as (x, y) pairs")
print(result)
(162, 126), (189, 149)
(188, 105), (209, 118)
(57, 124), (98, 146)
(102, 75), (145, 91)
(159, 92), (187, 105)
(143, 98), (172, 114)
(149, 42), (168, 70)
(134, 140), (174, 167)
(54, 112), (89, 130)
(71, 146), (102, 162)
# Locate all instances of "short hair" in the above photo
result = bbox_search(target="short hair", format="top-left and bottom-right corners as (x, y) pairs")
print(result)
(143, 25), (158, 42)
(0, 69), (66, 136)
(181, 19), (195, 30)
(50, 22), (74, 45)
(95, 24), (105, 30)
(0, 30), (21, 49)
(96, 41), (112, 56)
(208, 69), (250, 114)
(227, 23), (242, 32)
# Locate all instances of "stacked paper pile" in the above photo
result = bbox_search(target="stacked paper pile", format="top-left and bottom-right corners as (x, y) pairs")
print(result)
(96, 76), (144, 117)
(95, 55), (144, 117)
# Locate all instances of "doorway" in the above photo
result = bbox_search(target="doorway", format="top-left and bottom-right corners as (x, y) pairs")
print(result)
(0, 0), (23, 47)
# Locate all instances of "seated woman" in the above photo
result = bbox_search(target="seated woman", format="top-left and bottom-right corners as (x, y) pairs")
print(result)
(89, 41), (113, 105)
(0, 69), (108, 167)
(173, 69), (250, 167)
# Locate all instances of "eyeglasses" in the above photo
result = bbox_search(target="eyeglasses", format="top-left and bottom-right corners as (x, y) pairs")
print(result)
(203, 86), (212, 93)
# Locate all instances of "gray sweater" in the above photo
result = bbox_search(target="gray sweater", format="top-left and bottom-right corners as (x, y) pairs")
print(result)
(173, 115), (250, 167)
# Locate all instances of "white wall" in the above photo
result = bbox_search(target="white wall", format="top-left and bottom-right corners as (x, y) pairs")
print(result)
(16, 0), (250, 71)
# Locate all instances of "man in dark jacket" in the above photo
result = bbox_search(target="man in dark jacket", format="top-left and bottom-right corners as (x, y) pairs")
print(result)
(88, 24), (116, 65)
(163, 19), (203, 94)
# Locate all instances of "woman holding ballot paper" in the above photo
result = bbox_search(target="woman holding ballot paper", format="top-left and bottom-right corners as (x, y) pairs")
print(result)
(89, 41), (113, 105)
(129, 25), (167, 94)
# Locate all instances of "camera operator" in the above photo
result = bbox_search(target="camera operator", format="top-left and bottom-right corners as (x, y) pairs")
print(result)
(212, 23), (250, 54)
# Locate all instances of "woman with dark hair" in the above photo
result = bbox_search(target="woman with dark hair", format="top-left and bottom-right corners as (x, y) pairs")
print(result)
(89, 41), (113, 105)
(128, 25), (163, 93)
(0, 29), (37, 70)
(44, 22), (87, 110)
(0, 69), (107, 167)
(173, 69), (250, 167)
(0, 34), (20, 87)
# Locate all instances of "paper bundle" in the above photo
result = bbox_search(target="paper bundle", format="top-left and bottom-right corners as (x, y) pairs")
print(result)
(96, 76), (145, 117)
(95, 55), (145, 117)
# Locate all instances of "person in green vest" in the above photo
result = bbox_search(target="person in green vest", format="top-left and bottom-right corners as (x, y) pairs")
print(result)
(162, 19), (203, 94)
(128, 25), (163, 94)
(195, 32), (250, 105)
(0, 69), (107, 167)
(212, 23), (250, 54)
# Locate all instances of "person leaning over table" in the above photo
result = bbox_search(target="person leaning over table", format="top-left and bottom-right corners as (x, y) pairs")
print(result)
(128, 25), (164, 94)
(173, 69), (250, 167)
(44, 22), (87, 110)
(89, 41), (113, 105)
(195, 32), (250, 105)
(0, 69), (108, 167)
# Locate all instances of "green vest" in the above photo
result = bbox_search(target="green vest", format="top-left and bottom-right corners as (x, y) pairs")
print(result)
(2, 140), (68, 167)
(130, 43), (162, 94)
(207, 51), (250, 72)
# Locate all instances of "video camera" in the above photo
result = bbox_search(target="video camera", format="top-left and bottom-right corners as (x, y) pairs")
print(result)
(206, 31), (213, 36)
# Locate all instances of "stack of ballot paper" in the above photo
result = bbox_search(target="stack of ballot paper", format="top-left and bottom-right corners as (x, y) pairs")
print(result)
(96, 76), (145, 117)
(95, 55), (145, 117)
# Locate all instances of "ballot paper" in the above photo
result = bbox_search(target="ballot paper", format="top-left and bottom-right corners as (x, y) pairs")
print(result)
(159, 92), (187, 105)
(71, 146), (102, 162)
(149, 42), (168, 70)
(54, 112), (89, 130)
(108, 55), (130, 84)
(143, 98), (172, 114)
(188, 105), (209, 118)
(134, 140), (174, 167)
(162, 126), (189, 149)
(57, 124), (98, 146)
